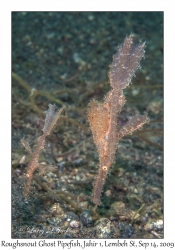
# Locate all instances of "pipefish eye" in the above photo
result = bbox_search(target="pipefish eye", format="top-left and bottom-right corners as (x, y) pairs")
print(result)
(102, 166), (108, 171)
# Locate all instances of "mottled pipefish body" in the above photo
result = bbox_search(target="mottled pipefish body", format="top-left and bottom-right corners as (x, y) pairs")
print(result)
(21, 104), (65, 196)
(87, 34), (149, 205)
